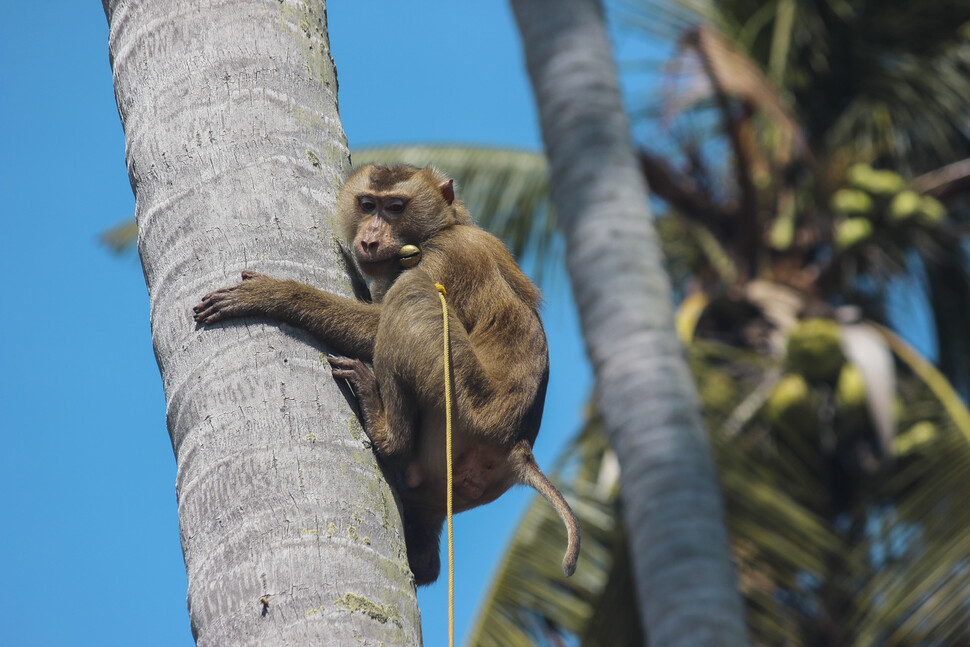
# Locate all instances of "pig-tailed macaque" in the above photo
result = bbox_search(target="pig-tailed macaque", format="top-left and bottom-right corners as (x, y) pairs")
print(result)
(194, 164), (580, 584)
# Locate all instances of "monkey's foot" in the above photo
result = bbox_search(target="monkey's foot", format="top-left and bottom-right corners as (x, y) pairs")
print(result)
(328, 355), (377, 397)
(403, 510), (444, 586)
(193, 271), (263, 325)
(409, 545), (441, 587)
(328, 355), (383, 431)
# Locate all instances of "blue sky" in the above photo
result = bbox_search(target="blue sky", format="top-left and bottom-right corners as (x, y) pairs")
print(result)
(0, 3), (625, 645)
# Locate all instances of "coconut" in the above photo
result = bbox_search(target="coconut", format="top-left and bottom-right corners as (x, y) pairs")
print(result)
(786, 318), (845, 381)
(764, 373), (817, 435)
(848, 164), (904, 196)
(831, 188), (875, 216)
(835, 217), (874, 251)
(918, 195), (947, 226)
(888, 190), (921, 223)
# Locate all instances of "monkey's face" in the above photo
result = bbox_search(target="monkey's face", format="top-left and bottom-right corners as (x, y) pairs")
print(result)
(339, 164), (465, 279)
(351, 194), (410, 278)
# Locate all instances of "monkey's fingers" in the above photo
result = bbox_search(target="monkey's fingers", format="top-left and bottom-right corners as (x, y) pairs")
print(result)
(193, 289), (245, 324)
(193, 272), (260, 313)
(193, 303), (229, 325)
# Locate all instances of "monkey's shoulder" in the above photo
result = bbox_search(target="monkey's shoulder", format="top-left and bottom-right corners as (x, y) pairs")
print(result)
(427, 225), (540, 306)
(434, 224), (506, 253)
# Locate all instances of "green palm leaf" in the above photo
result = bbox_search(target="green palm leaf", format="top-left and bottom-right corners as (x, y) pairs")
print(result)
(100, 218), (138, 255)
(848, 421), (970, 646)
(469, 338), (970, 646)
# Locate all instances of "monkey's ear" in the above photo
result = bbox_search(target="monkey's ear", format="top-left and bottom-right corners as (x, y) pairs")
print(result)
(439, 179), (455, 205)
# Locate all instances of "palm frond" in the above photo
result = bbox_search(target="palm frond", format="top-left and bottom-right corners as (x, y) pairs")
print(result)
(100, 218), (138, 255)
(839, 320), (896, 456)
(911, 158), (970, 201)
(849, 423), (970, 646)
(618, 0), (970, 171)
(665, 25), (804, 155)
(877, 324), (970, 443)
(721, 455), (841, 644)
(471, 317), (970, 646)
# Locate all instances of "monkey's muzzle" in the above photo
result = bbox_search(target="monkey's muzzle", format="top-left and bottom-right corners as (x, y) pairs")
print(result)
(399, 245), (422, 269)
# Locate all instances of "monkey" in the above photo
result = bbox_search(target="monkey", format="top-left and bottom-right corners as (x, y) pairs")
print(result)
(193, 164), (580, 585)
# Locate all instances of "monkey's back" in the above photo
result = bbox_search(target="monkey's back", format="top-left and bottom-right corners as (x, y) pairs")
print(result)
(373, 225), (549, 505)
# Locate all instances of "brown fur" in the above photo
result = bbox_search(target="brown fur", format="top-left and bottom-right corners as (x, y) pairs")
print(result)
(194, 164), (580, 584)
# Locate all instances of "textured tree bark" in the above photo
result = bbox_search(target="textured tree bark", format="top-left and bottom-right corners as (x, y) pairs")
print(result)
(103, 1), (421, 644)
(510, 0), (751, 645)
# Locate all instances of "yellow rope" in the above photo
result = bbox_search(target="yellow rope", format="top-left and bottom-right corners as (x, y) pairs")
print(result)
(435, 283), (455, 647)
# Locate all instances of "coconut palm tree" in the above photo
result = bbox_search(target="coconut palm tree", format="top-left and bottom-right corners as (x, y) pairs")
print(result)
(103, 1), (421, 644)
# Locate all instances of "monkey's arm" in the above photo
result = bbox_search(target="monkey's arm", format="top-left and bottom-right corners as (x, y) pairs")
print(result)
(193, 271), (380, 362)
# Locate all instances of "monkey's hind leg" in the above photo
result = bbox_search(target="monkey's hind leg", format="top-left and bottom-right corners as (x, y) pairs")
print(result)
(328, 355), (384, 441)
(328, 356), (413, 469)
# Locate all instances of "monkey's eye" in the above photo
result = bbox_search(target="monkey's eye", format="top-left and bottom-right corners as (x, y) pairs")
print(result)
(358, 196), (377, 214)
(384, 198), (407, 216)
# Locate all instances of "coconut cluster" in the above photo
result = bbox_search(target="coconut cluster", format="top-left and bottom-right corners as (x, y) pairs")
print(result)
(831, 164), (946, 251)
(763, 318), (866, 438)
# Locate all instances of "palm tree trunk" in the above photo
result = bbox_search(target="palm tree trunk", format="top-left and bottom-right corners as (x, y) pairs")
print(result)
(510, 1), (750, 644)
(103, 1), (421, 644)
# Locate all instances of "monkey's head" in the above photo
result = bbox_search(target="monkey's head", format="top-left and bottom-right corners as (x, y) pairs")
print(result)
(337, 164), (472, 279)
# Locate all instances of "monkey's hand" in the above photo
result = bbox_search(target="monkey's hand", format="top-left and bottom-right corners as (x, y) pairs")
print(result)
(193, 271), (268, 325)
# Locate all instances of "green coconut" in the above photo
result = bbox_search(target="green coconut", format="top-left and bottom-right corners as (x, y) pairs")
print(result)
(764, 373), (818, 435)
(848, 164), (904, 196)
(835, 217), (874, 251)
(786, 318), (845, 381)
(888, 190), (921, 223)
(831, 188), (875, 216)
(846, 163), (875, 188)
(918, 195), (947, 226)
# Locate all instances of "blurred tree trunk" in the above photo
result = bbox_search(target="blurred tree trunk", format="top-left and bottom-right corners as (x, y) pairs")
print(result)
(510, 1), (750, 645)
(103, 1), (420, 644)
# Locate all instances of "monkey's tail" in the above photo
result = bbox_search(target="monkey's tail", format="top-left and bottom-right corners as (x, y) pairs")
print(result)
(511, 440), (581, 577)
